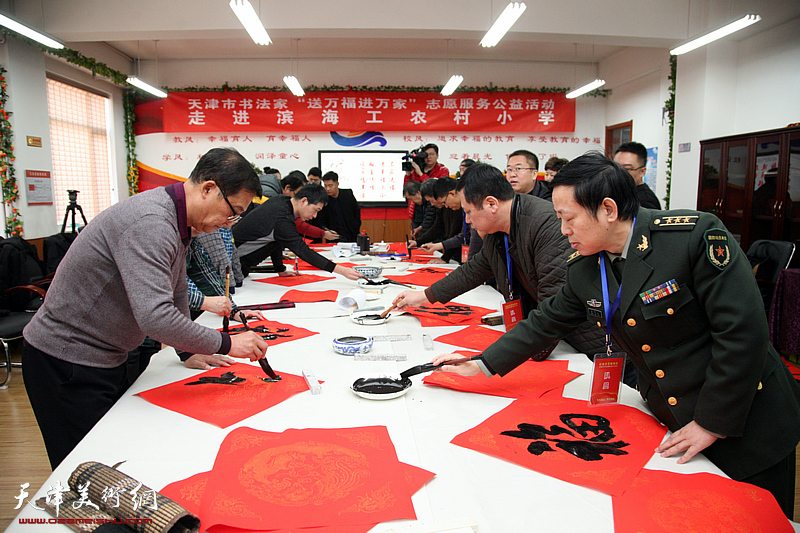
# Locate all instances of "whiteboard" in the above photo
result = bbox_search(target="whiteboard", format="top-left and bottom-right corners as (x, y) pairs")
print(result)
(318, 150), (407, 204)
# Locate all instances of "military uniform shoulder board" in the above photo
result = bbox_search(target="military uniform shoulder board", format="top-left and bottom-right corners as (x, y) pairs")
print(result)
(652, 215), (699, 230)
(566, 250), (582, 263)
(704, 228), (731, 270)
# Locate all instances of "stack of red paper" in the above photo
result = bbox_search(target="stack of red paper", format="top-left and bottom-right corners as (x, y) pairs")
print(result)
(161, 426), (435, 532)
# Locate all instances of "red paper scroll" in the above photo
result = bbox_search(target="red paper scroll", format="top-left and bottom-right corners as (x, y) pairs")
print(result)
(254, 274), (335, 287)
(423, 359), (581, 399)
(385, 267), (452, 287)
(451, 396), (667, 496)
(164, 91), (575, 133)
(434, 325), (505, 352)
(196, 426), (420, 531)
(161, 461), (435, 533)
(613, 469), (793, 533)
(279, 289), (339, 303)
(404, 301), (496, 326)
(221, 319), (318, 348)
(138, 365), (310, 428)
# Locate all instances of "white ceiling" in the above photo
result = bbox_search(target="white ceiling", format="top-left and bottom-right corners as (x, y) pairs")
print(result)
(5, 0), (800, 85)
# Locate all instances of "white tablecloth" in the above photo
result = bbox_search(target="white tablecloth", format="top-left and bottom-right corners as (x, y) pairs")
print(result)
(9, 255), (753, 533)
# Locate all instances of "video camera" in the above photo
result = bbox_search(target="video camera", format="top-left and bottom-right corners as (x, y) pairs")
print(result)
(402, 146), (428, 172)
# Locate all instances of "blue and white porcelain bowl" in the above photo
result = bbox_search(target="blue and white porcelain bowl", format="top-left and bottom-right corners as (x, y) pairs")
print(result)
(353, 265), (383, 279)
(332, 335), (374, 355)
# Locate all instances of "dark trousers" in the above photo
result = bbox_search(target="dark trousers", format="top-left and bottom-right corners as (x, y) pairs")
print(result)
(22, 341), (129, 470)
(742, 449), (796, 519)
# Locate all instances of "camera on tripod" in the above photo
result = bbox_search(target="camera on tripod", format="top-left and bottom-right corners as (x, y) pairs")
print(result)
(62, 189), (88, 234)
(402, 146), (428, 172)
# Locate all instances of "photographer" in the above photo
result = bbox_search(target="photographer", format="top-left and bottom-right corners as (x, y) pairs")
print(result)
(403, 143), (450, 220)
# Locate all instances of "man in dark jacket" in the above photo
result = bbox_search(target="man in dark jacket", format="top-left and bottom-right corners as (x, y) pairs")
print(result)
(431, 152), (800, 517)
(394, 163), (605, 362)
(313, 171), (361, 242)
(613, 141), (661, 209)
(507, 149), (551, 201)
(232, 183), (361, 280)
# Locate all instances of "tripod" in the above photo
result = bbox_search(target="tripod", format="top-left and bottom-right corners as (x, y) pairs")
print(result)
(61, 189), (88, 233)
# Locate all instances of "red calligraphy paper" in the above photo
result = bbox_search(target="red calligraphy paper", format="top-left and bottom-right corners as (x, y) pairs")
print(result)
(280, 289), (339, 303)
(451, 396), (667, 496)
(404, 301), (496, 327)
(161, 462), (434, 533)
(295, 260), (360, 271)
(423, 359), (581, 399)
(434, 325), (505, 352)
(385, 267), (452, 287)
(254, 274), (335, 287)
(613, 469), (793, 533)
(138, 364), (310, 428)
(221, 319), (318, 348)
(200, 426), (417, 531)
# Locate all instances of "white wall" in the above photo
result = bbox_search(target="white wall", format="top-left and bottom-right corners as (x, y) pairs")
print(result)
(0, 39), (129, 239)
(602, 47), (672, 206)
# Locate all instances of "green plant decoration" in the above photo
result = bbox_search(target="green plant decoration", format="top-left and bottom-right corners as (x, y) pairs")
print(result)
(664, 54), (676, 208)
(0, 67), (22, 236)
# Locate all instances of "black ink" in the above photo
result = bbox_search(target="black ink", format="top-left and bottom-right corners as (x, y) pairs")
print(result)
(501, 414), (630, 461)
(184, 371), (245, 386)
(416, 304), (474, 316)
(352, 376), (411, 395)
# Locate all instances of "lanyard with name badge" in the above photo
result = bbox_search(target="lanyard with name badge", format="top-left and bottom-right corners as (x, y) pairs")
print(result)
(501, 234), (523, 331)
(461, 211), (470, 263)
(588, 217), (634, 406)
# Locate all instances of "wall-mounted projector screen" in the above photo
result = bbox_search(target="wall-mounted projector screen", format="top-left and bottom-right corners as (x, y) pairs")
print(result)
(318, 150), (407, 206)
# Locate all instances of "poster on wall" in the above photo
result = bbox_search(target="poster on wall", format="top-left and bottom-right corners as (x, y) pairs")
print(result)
(318, 150), (405, 203)
(24, 170), (54, 206)
(645, 147), (658, 192)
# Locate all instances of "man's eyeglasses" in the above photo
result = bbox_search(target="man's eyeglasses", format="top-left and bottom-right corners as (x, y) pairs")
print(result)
(219, 188), (241, 223)
(505, 167), (535, 174)
(621, 165), (646, 172)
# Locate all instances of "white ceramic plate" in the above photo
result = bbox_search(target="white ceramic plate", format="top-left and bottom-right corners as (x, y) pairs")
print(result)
(350, 309), (389, 325)
(350, 372), (411, 400)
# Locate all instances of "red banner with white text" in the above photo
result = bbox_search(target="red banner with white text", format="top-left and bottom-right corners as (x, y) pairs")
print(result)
(163, 90), (575, 133)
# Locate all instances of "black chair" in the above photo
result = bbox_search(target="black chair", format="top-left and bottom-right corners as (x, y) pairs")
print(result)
(747, 240), (796, 311)
(0, 283), (46, 388)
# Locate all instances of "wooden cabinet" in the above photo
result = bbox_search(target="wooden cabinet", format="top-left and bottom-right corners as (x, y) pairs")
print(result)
(697, 125), (800, 254)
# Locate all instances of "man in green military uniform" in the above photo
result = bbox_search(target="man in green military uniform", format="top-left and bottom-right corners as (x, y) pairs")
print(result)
(433, 151), (800, 517)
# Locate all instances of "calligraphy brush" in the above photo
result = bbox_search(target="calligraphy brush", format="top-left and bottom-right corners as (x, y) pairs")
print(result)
(379, 302), (397, 319)
(222, 266), (231, 333)
(239, 312), (281, 380)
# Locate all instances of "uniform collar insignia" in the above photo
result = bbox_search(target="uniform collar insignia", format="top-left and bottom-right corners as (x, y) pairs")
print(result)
(637, 235), (649, 251)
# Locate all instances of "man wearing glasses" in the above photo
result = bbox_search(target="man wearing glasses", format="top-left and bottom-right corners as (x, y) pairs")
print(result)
(23, 148), (270, 469)
(613, 141), (661, 209)
(506, 149), (552, 201)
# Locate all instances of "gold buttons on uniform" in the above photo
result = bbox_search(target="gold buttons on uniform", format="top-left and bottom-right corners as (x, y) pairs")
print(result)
(655, 369), (665, 378)
(668, 397), (678, 406)
(597, 321), (602, 328)
(758, 382), (763, 390)
(667, 308), (674, 315)
(627, 318), (636, 327)
(642, 344), (651, 352)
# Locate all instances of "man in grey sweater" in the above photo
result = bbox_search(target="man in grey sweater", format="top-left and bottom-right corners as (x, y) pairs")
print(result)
(23, 147), (268, 469)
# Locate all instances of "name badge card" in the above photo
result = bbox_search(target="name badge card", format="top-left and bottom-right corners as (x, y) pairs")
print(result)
(502, 299), (523, 331)
(589, 352), (626, 406)
(461, 245), (470, 263)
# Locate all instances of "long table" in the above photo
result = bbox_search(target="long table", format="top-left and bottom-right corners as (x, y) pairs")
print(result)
(9, 254), (782, 532)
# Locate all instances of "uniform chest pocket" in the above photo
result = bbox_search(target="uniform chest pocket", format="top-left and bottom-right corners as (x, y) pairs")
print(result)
(640, 285), (703, 348)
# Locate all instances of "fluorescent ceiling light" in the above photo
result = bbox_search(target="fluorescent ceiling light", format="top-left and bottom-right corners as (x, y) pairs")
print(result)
(0, 12), (64, 49)
(670, 13), (760, 55)
(441, 75), (464, 96)
(566, 79), (605, 99)
(480, 2), (526, 48)
(229, 0), (272, 46)
(127, 77), (168, 98)
(283, 76), (304, 97)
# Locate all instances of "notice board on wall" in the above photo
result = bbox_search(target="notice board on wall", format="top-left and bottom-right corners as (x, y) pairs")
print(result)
(319, 150), (408, 205)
